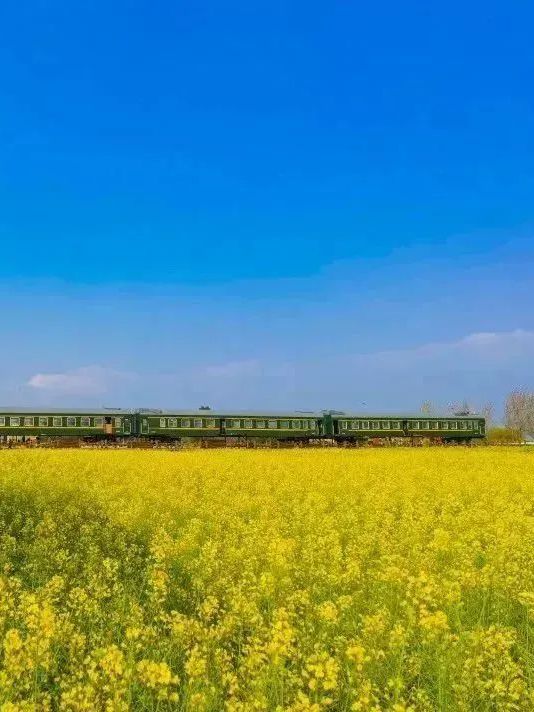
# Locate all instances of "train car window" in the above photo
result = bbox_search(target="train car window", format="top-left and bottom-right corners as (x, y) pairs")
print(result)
(360, 421), (369, 429)
(466, 421), (473, 430)
(349, 421), (358, 430)
(81, 417), (91, 427)
(430, 421), (438, 429)
(205, 419), (216, 428)
(10, 417), (20, 427)
(24, 417), (34, 426)
(381, 421), (389, 429)
(450, 421), (458, 429)
(38, 417), (48, 427)
(52, 417), (62, 427)
(159, 418), (166, 428)
(439, 421), (447, 429)
(0, 417), (5, 426)
(279, 420), (289, 428)
(268, 420), (277, 429)
(193, 418), (203, 428)
(390, 421), (400, 429)
(292, 420), (301, 429)
(67, 417), (76, 427)
(422, 421), (429, 429)
(256, 420), (265, 429)
(94, 417), (104, 427)
(472, 421), (479, 430)
(244, 419), (253, 428)
(181, 419), (191, 428)
(115, 418), (122, 428)
(168, 418), (177, 428)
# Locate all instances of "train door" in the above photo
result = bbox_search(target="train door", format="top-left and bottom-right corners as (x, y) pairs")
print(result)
(104, 417), (114, 435)
(123, 418), (131, 435)
(141, 418), (149, 435)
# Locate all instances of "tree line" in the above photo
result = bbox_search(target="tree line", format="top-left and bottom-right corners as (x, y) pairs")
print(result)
(421, 391), (534, 443)
(504, 390), (534, 439)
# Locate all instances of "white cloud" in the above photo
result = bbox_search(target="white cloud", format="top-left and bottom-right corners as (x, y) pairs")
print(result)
(307, 329), (534, 411)
(349, 329), (534, 365)
(27, 366), (134, 396)
(461, 332), (500, 345)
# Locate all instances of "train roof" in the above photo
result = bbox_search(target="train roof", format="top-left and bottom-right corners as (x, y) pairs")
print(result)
(0, 407), (483, 418)
(328, 412), (483, 418)
(0, 407), (133, 414)
(147, 410), (482, 418)
(138, 409), (320, 417)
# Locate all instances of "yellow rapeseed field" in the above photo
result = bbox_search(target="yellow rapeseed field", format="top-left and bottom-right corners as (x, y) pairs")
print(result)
(0, 448), (533, 711)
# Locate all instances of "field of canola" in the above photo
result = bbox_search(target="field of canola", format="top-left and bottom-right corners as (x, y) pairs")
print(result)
(0, 448), (533, 711)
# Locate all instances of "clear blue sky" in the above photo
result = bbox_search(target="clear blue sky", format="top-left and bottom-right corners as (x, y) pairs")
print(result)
(1, 0), (533, 414)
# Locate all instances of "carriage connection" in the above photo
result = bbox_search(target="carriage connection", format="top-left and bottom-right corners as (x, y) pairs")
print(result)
(0, 407), (486, 444)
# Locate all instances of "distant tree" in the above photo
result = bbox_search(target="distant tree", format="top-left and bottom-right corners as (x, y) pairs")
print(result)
(420, 401), (433, 415)
(505, 390), (534, 438)
(480, 403), (495, 430)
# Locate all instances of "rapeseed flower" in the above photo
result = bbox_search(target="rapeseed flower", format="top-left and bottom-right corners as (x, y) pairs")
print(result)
(0, 447), (531, 709)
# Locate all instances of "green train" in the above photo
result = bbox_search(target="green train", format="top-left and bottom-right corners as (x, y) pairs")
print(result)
(0, 407), (485, 444)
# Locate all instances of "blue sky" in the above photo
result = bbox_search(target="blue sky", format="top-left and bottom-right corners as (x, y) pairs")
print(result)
(1, 0), (533, 414)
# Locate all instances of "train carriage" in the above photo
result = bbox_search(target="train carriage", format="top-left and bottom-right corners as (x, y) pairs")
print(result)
(329, 413), (485, 442)
(0, 408), (135, 441)
(138, 410), (321, 440)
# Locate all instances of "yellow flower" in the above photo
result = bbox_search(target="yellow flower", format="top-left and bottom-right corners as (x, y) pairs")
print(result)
(136, 659), (178, 689)
(98, 645), (124, 679)
(185, 645), (207, 679)
(0, 446), (532, 710)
